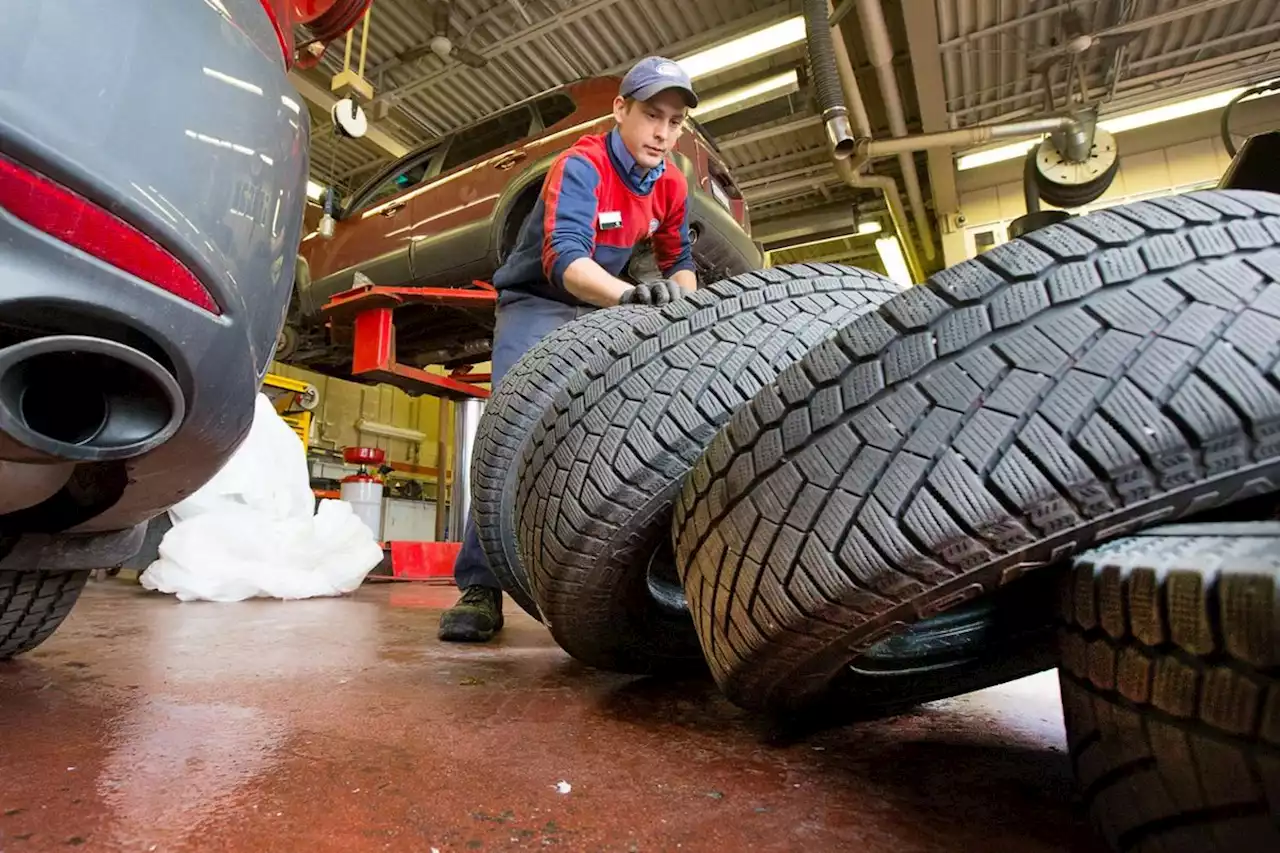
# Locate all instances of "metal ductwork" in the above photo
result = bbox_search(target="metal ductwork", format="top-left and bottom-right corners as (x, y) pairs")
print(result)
(801, 0), (1105, 280)
(803, 0), (855, 159)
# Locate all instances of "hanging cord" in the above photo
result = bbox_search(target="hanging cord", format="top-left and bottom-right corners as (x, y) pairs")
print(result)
(1221, 80), (1280, 158)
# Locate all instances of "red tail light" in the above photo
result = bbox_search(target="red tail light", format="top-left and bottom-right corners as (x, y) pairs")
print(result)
(0, 153), (221, 315)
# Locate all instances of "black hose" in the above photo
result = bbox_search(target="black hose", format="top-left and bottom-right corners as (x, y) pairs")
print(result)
(1221, 81), (1280, 158)
(803, 0), (853, 156)
(1023, 146), (1041, 214)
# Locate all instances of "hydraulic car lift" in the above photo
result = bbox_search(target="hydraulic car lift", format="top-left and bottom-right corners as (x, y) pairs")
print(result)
(321, 279), (497, 582)
(321, 280), (497, 400)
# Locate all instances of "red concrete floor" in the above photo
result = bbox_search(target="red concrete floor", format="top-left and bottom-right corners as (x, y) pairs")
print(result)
(0, 579), (1102, 853)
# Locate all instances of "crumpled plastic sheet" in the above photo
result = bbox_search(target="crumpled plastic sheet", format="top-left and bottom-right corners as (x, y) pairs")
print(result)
(140, 392), (383, 602)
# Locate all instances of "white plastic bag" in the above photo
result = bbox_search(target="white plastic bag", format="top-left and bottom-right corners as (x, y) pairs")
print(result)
(141, 393), (383, 602)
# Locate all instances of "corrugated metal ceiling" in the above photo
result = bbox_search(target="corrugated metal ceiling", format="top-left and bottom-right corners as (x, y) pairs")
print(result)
(298, 0), (1280, 264)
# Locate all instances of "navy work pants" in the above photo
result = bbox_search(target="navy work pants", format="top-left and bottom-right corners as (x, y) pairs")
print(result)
(452, 289), (597, 590)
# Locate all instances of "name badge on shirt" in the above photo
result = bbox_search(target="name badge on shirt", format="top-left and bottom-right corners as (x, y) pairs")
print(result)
(598, 211), (622, 230)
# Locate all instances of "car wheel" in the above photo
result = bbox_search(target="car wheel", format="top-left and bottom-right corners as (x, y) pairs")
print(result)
(517, 264), (903, 674)
(472, 306), (654, 620)
(1059, 522), (1280, 853)
(811, 566), (1060, 723)
(673, 189), (1280, 712)
(0, 570), (89, 659)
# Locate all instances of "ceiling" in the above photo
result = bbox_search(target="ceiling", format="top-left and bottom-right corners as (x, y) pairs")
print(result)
(293, 0), (1280, 271)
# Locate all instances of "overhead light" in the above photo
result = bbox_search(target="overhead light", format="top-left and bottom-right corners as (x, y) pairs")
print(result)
(956, 80), (1280, 170)
(306, 180), (325, 201)
(677, 16), (806, 80)
(876, 236), (913, 286)
(691, 70), (800, 122)
(857, 220), (883, 235)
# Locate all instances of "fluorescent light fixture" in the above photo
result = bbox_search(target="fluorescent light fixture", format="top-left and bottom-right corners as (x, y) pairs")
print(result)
(691, 70), (800, 122)
(876, 236), (913, 286)
(956, 80), (1280, 171)
(306, 180), (325, 201)
(677, 16), (806, 79)
(857, 220), (883, 235)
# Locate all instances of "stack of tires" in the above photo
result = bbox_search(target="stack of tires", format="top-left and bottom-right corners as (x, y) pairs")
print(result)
(472, 189), (1280, 852)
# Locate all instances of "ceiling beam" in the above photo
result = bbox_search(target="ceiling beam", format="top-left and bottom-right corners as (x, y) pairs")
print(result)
(902, 0), (958, 219)
(719, 114), (821, 149)
(288, 72), (410, 159)
(371, 0), (630, 108)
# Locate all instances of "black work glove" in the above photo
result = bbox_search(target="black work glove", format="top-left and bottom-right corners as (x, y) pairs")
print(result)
(618, 278), (688, 306)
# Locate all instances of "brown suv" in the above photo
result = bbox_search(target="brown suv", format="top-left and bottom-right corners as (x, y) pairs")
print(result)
(281, 76), (761, 373)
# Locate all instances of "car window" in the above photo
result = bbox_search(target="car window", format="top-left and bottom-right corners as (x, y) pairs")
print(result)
(535, 93), (576, 129)
(439, 107), (535, 173)
(350, 147), (439, 213)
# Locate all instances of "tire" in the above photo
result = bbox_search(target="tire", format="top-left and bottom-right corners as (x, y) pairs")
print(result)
(673, 189), (1280, 712)
(1058, 522), (1280, 853)
(471, 305), (654, 620)
(0, 571), (89, 659)
(518, 265), (903, 673)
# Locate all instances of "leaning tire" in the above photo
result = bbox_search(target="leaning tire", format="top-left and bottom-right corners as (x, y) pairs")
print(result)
(518, 265), (903, 673)
(1059, 522), (1280, 853)
(674, 189), (1280, 711)
(0, 571), (89, 659)
(471, 306), (654, 620)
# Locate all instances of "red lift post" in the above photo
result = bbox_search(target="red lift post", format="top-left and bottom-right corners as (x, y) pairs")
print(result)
(321, 280), (497, 582)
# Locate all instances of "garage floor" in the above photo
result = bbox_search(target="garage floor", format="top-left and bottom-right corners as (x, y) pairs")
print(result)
(0, 581), (1101, 852)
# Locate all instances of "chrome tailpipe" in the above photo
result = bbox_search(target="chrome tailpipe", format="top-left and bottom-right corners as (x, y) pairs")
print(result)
(0, 335), (185, 465)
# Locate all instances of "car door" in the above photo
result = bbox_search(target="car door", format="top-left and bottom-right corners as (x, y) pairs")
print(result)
(406, 104), (540, 287)
(302, 144), (442, 303)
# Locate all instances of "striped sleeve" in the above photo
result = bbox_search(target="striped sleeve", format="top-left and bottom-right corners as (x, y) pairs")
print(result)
(541, 153), (601, 289)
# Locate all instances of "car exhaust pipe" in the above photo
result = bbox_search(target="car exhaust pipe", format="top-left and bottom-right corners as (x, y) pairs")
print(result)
(0, 336), (184, 464)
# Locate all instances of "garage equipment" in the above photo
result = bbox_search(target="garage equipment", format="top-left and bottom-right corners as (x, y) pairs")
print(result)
(321, 279), (493, 582)
(262, 372), (319, 451)
(340, 445), (386, 539)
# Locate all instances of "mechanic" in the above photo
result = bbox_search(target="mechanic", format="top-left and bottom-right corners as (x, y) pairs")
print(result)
(438, 56), (702, 643)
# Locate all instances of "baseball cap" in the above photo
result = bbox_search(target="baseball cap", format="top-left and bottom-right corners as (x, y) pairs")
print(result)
(620, 56), (699, 108)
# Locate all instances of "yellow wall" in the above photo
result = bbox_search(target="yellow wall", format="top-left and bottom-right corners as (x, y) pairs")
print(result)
(268, 360), (451, 471)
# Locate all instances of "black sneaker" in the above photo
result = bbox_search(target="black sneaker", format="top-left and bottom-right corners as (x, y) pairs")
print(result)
(438, 585), (505, 642)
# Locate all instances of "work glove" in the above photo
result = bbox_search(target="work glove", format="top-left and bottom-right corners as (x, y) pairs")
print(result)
(619, 278), (688, 306)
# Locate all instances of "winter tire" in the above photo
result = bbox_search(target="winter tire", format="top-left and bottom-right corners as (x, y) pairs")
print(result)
(472, 306), (653, 620)
(518, 265), (902, 673)
(674, 189), (1280, 711)
(1059, 522), (1280, 853)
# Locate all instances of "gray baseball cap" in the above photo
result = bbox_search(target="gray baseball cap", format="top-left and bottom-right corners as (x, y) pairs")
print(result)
(620, 56), (699, 108)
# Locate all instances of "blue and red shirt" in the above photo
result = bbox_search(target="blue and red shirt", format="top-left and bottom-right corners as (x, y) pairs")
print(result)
(491, 128), (695, 304)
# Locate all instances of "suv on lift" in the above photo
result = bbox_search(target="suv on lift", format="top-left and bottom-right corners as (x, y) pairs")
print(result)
(278, 75), (761, 373)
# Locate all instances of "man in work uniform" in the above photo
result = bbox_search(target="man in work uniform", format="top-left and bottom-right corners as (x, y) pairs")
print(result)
(438, 56), (702, 643)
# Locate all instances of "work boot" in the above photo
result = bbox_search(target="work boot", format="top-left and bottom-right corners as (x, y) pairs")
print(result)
(438, 585), (505, 642)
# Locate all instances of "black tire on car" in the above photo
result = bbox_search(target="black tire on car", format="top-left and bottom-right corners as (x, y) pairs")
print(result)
(1059, 522), (1280, 853)
(0, 570), (89, 659)
(471, 306), (654, 620)
(673, 189), (1280, 712)
(517, 265), (903, 674)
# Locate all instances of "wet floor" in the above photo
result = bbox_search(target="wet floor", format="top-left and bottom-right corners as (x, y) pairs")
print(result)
(0, 580), (1101, 852)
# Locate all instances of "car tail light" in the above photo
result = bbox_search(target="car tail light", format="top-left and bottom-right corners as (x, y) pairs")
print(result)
(260, 1), (296, 68)
(0, 153), (221, 315)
